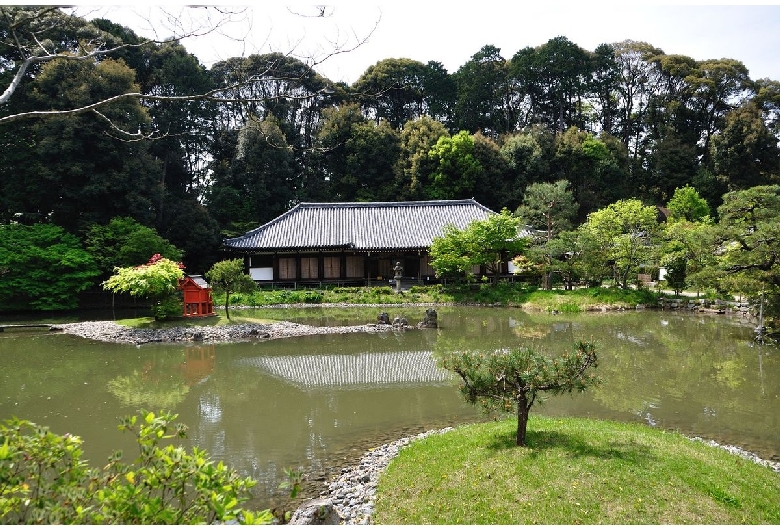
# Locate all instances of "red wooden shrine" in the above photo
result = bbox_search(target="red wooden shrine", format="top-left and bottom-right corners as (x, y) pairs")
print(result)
(178, 275), (216, 317)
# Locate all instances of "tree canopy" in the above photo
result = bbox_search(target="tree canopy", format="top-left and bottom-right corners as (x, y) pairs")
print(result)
(2, 7), (780, 314)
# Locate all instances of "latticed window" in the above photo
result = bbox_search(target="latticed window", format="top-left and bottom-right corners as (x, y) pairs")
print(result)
(301, 257), (318, 279)
(323, 256), (340, 278)
(278, 258), (296, 280)
(346, 256), (364, 278)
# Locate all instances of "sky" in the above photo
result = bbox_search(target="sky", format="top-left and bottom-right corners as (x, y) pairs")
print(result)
(84, 4), (780, 84)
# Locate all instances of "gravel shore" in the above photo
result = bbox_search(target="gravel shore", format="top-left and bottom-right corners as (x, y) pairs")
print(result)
(320, 427), (453, 525)
(56, 319), (398, 345)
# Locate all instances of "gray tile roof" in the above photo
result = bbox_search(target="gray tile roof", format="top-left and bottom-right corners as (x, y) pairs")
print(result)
(224, 199), (498, 251)
(188, 275), (210, 289)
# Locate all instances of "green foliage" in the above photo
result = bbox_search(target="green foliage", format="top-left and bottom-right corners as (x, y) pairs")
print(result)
(153, 293), (185, 321)
(395, 116), (449, 200)
(352, 58), (437, 129)
(428, 131), (482, 199)
(219, 283), (656, 311)
(205, 259), (256, 319)
(0, 223), (100, 310)
(711, 102), (780, 190)
(429, 225), (475, 281)
(499, 127), (554, 199)
(577, 199), (660, 288)
(85, 217), (183, 276)
(664, 256), (688, 295)
(454, 45), (510, 135)
(430, 209), (529, 283)
(666, 185), (710, 222)
(515, 179), (578, 238)
(585, 286), (657, 306)
(103, 254), (185, 299)
(704, 185), (780, 313)
(659, 218), (717, 296)
(550, 127), (629, 214)
(208, 115), (299, 232)
(102, 254), (185, 319)
(439, 341), (600, 445)
(0, 411), (273, 525)
(314, 103), (401, 201)
(17, 55), (162, 235)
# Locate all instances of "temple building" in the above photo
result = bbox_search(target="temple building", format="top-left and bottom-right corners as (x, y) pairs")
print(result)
(223, 199), (537, 287)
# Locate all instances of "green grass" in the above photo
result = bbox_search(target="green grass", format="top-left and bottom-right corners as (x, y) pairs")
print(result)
(217, 285), (448, 306)
(373, 417), (780, 525)
(115, 315), (277, 328)
(212, 284), (662, 312)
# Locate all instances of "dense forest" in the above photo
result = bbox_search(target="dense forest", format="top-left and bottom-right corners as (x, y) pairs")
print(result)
(1, 7), (780, 312)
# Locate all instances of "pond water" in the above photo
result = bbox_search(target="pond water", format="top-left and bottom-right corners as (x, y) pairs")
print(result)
(1, 306), (778, 512)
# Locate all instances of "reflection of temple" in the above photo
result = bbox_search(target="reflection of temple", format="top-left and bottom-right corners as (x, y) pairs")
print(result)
(180, 346), (216, 386)
(236, 350), (451, 389)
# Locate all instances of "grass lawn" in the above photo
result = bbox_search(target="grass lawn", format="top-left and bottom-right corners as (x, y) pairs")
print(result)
(216, 284), (662, 312)
(115, 315), (277, 328)
(373, 417), (780, 525)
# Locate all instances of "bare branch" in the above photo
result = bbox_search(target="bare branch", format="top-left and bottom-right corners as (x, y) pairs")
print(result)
(0, 6), (249, 106)
(286, 6), (335, 19)
(0, 5), (379, 136)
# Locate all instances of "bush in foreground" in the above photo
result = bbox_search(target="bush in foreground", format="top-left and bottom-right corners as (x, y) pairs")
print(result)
(0, 411), (272, 524)
(373, 417), (780, 524)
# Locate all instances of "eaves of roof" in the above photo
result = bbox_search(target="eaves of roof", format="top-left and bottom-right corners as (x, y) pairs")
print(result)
(224, 199), (497, 252)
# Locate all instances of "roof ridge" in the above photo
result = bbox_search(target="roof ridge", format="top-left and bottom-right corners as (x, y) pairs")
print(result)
(296, 199), (484, 208)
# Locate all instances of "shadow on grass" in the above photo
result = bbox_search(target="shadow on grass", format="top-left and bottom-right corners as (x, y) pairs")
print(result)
(486, 426), (651, 468)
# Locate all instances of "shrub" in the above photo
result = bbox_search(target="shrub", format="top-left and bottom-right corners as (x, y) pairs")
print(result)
(0, 223), (100, 310)
(0, 411), (273, 525)
(153, 293), (184, 320)
(102, 254), (185, 320)
(300, 290), (324, 303)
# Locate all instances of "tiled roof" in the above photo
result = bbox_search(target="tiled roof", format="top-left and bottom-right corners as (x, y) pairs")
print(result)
(224, 200), (498, 251)
(188, 275), (210, 288)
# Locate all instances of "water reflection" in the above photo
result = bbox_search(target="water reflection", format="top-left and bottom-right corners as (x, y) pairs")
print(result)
(106, 345), (216, 409)
(238, 350), (451, 388)
(0, 308), (778, 511)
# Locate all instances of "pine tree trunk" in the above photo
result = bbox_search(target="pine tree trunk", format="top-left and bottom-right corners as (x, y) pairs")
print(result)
(516, 396), (530, 446)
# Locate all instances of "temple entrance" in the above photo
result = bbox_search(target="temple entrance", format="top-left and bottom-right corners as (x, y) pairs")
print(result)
(403, 257), (420, 279)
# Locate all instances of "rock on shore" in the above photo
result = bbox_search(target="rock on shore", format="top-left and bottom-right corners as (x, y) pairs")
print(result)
(57, 320), (397, 345)
(313, 428), (452, 525)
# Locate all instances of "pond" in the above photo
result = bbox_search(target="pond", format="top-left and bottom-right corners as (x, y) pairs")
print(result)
(1, 306), (778, 512)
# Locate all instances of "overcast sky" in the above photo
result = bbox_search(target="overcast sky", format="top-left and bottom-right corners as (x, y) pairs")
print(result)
(88, 4), (780, 84)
